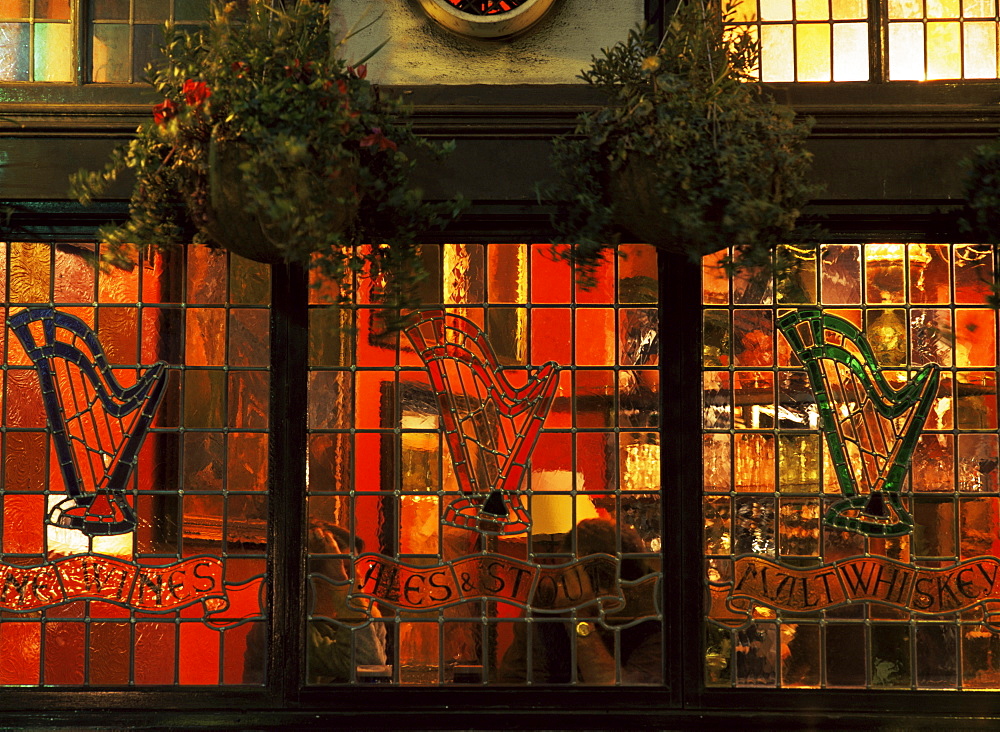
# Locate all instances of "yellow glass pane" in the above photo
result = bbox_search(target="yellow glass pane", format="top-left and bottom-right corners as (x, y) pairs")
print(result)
(964, 0), (995, 17)
(34, 22), (72, 82)
(965, 21), (998, 77)
(762, 24), (796, 80)
(796, 0), (829, 20)
(730, 0), (759, 23)
(795, 0), (830, 20)
(761, 0), (793, 20)
(832, 0), (867, 19)
(889, 22), (926, 79)
(926, 21), (962, 78)
(888, 0), (923, 19)
(927, 0), (960, 16)
(833, 22), (870, 79)
(796, 23), (832, 80)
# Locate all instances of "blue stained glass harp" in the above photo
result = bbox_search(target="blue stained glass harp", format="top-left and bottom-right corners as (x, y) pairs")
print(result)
(778, 309), (939, 537)
(9, 308), (167, 537)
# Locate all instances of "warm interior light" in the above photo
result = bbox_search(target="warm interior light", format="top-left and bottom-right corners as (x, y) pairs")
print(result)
(734, 0), (999, 81)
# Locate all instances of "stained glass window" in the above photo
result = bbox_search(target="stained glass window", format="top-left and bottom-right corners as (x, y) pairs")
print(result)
(306, 243), (664, 685)
(0, 0), (73, 82)
(1, 241), (268, 686)
(91, 0), (210, 83)
(703, 242), (1000, 689)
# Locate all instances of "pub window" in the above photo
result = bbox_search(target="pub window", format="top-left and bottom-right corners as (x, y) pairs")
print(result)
(0, 241), (269, 686)
(731, 0), (1000, 80)
(0, 0), (210, 84)
(306, 242), (664, 685)
(703, 242), (1000, 689)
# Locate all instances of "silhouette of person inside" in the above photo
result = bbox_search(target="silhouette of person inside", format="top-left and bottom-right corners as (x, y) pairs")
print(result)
(498, 518), (661, 685)
(244, 521), (386, 683)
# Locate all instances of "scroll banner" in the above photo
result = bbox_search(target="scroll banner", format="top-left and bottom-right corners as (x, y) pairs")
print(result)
(348, 552), (661, 626)
(709, 555), (1000, 631)
(0, 554), (263, 628)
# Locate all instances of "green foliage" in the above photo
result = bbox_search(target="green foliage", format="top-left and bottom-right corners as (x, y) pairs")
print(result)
(962, 141), (1000, 307)
(547, 0), (818, 280)
(71, 0), (462, 322)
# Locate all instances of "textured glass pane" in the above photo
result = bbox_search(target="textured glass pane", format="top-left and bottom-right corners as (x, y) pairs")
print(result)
(184, 370), (225, 428)
(135, 0), (168, 21)
(229, 371), (268, 429)
(929, 0), (962, 14)
(797, 23), (833, 80)
(782, 624), (820, 687)
(889, 0), (924, 18)
(704, 370), (732, 429)
(833, 22), (869, 80)
(575, 308), (614, 366)
(175, 0), (212, 21)
(964, 22), (997, 77)
(132, 22), (162, 81)
(955, 245), (995, 303)
(964, 0), (996, 16)
(926, 21), (962, 79)
(736, 623), (778, 685)
(889, 22), (927, 79)
(186, 308), (227, 366)
(0, 0), (28, 19)
(797, 0), (829, 20)
(91, 23), (129, 82)
(761, 0), (793, 19)
(230, 255), (270, 305)
(832, 0), (867, 18)
(761, 24), (795, 81)
(731, 0), (758, 21)
(93, 0), (129, 20)
(36, 0), (70, 19)
(0, 22), (28, 80)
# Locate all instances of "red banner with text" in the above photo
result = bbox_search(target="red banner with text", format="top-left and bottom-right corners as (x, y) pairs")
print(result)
(0, 554), (263, 627)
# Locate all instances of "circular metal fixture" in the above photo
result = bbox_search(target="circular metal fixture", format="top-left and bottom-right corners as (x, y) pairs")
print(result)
(417, 0), (558, 39)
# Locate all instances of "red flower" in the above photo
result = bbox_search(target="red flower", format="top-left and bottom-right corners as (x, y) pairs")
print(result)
(347, 64), (367, 79)
(182, 79), (211, 107)
(359, 127), (397, 152)
(152, 99), (178, 125)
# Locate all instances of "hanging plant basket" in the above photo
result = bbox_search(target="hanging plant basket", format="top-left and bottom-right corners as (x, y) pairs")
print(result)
(547, 0), (818, 276)
(71, 0), (463, 321)
(198, 139), (360, 265)
(606, 156), (712, 256)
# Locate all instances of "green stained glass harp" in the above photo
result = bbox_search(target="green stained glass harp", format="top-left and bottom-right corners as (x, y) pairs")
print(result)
(777, 309), (940, 537)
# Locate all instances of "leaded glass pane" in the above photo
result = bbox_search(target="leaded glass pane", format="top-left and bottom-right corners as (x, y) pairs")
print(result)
(90, 0), (211, 83)
(1, 241), (269, 686)
(306, 244), (663, 685)
(704, 242), (1000, 690)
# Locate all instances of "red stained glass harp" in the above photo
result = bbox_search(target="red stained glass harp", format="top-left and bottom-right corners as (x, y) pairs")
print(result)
(306, 242), (664, 686)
